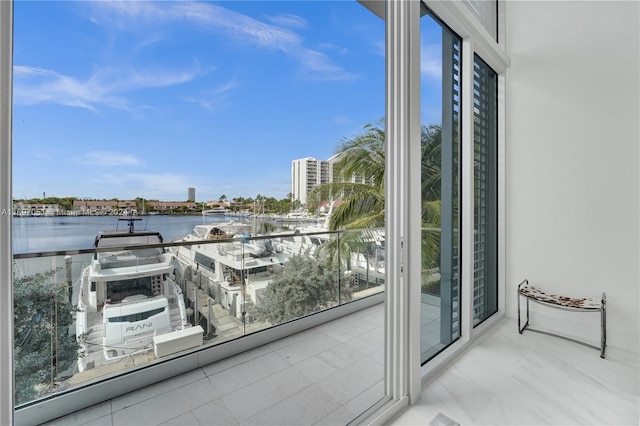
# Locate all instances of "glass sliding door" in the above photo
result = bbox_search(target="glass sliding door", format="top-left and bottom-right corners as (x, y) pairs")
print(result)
(11, 1), (387, 421)
(420, 5), (462, 363)
(472, 55), (498, 325)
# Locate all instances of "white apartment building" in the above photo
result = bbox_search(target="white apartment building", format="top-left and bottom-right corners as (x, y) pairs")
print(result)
(327, 152), (372, 185)
(291, 157), (332, 205)
(293, 154), (372, 206)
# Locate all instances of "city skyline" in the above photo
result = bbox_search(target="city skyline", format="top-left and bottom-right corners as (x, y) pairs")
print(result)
(12, 1), (443, 202)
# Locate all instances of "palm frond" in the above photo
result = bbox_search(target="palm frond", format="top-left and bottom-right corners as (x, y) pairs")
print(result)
(422, 199), (441, 225)
(328, 187), (383, 230)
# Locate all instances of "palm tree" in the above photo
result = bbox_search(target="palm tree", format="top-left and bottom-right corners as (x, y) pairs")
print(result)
(312, 121), (443, 230)
(311, 121), (386, 231)
(312, 121), (444, 276)
(420, 124), (444, 275)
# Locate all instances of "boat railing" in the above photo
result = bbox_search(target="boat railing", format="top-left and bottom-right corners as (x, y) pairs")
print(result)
(169, 279), (190, 330)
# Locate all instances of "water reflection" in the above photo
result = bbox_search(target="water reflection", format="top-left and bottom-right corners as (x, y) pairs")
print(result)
(12, 215), (237, 253)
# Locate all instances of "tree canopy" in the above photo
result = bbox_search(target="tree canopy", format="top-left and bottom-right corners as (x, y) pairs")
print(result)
(13, 269), (83, 405)
(311, 121), (443, 231)
(310, 121), (444, 275)
(258, 254), (351, 325)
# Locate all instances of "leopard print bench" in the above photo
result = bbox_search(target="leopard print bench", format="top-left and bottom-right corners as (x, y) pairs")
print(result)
(517, 279), (606, 358)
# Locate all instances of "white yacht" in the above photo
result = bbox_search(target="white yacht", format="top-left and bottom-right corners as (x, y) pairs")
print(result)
(75, 218), (190, 371)
(202, 206), (231, 215)
(171, 221), (290, 324)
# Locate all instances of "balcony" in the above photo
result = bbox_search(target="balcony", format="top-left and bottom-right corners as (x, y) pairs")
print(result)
(41, 304), (384, 425)
(12, 228), (387, 425)
(36, 306), (638, 425)
(14, 221), (638, 425)
(14, 222), (638, 425)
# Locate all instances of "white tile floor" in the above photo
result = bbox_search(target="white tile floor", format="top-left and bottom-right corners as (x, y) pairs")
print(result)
(391, 318), (640, 425)
(41, 305), (640, 426)
(42, 305), (385, 426)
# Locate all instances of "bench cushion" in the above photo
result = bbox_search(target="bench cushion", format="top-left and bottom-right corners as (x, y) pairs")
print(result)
(519, 284), (601, 309)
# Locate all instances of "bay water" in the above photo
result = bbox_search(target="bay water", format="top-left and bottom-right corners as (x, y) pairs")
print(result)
(12, 215), (248, 280)
(12, 214), (226, 254)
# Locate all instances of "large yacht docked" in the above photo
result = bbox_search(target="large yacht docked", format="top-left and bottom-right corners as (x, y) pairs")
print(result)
(171, 221), (291, 328)
(75, 218), (190, 372)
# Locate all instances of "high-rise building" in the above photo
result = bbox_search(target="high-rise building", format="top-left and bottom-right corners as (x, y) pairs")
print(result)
(187, 187), (196, 202)
(327, 152), (372, 185)
(292, 155), (374, 206)
(291, 157), (331, 205)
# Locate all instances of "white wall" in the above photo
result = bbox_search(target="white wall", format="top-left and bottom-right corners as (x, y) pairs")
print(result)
(505, 1), (639, 353)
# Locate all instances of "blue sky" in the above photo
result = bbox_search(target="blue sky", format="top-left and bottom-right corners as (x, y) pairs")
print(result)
(13, 1), (442, 202)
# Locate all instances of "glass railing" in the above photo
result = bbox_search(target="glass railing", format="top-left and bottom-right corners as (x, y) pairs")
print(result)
(12, 227), (385, 407)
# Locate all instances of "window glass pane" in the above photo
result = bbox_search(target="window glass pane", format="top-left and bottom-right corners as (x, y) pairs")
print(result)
(420, 5), (462, 364)
(473, 54), (498, 325)
(462, 0), (498, 41)
(12, 1), (385, 417)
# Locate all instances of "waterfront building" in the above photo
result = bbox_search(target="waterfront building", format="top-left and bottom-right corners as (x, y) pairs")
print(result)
(147, 201), (197, 213)
(13, 202), (60, 216)
(327, 152), (373, 185)
(291, 154), (373, 207)
(291, 157), (332, 205)
(72, 200), (136, 216)
(187, 187), (195, 202)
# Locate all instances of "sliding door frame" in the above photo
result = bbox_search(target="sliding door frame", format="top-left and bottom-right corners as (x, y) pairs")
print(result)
(371, 1), (509, 422)
(0, 2), (14, 425)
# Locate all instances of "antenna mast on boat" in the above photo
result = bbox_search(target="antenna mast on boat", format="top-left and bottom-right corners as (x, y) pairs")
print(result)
(119, 216), (142, 233)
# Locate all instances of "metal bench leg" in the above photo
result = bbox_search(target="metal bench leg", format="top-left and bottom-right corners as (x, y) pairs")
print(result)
(601, 292), (607, 358)
(518, 279), (529, 334)
(518, 298), (529, 334)
(517, 286), (521, 333)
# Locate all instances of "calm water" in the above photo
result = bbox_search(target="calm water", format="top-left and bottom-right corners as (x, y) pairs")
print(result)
(12, 214), (314, 279)
(12, 215), (237, 254)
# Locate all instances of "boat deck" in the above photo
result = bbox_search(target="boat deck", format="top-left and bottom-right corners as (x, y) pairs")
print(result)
(77, 299), (186, 376)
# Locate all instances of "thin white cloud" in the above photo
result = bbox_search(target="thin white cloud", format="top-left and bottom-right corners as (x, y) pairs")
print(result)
(183, 78), (239, 112)
(89, 1), (356, 82)
(14, 64), (208, 111)
(266, 13), (308, 30)
(90, 1), (300, 51)
(296, 49), (358, 81)
(421, 44), (442, 79)
(72, 151), (143, 167)
(14, 66), (101, 111)
(183, 96), (214, 111)
(332, 115), (351, 125)
(131, 34), (167, 55)
(371, 39), (385, 58)
(214, 79), (238, 96)
(318, 43), (349, 56)
(14, 66), (58, 78)
(88, 1), (162, 27)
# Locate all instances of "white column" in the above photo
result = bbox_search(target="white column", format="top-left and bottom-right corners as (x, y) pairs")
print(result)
(385, 0), (421, 404)
(0, 1), (14, 424)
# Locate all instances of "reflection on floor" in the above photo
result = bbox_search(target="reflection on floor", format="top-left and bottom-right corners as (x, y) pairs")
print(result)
(40, 307), (640, 426)
(421, 295), (445, 361)
(392, 318), (639, 425)
(42, 305), (384, 426)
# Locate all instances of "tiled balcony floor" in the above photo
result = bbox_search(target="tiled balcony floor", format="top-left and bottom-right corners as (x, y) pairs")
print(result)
(40, 303), (639, 426)
(392, 318), (640, 425)
(42, 305), (385, 426)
